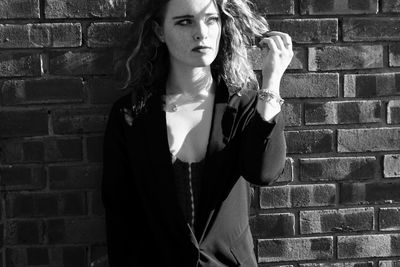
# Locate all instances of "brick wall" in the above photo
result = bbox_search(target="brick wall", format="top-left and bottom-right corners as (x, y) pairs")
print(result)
(0, 0), (399, 266)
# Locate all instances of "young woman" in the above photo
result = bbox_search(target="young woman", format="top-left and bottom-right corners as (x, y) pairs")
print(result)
(102, 0), (293, 266)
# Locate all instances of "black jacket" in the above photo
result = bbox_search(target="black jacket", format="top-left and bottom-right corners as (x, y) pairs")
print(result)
(102, 81), (286, 266)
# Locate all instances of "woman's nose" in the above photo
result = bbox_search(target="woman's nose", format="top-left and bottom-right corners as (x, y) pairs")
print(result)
(193, 22), (208, 41)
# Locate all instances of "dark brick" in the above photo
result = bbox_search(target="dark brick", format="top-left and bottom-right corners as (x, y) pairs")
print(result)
(260, 184), (336, 209)
(250, 213), (295, 237)
(281, 73), (339, 98)
(309, 45), (383, 71)
(258, 237), (333, 262)
(338, 234), (400, 258)
(45, 138), (82, 162)
(88, 22), (132, 47)
(45, 0), (126, 18)
(338, 128), (400, 152)
(343, 18), (400, 41)
(6, 220), (42, 245)
(0, 139), (45, 163)
(0, 110), (48, 137)
(62, 247), (86, 267)
(90, 191), (105, 215)
(52, 107), (109, 134)
(382, 0), (400, 13)
(300, 208), (374, 234)
(305, 101), (381, 125)
(47, 218), (105, 244)
(388, 101), (400, 124)
(285, 130), (334, 154)
(344, 73), (400, 97)
(59, 193), (87, 215)
(87, 136), (103, 162)
(87, 77), (127, 104)
(390, 44), (400, 67)
(2, 78), (84, 105)
(27, 247), (49, 265)
(300, 0), (378, 14)
(23, 141), (44, 161)
(0, 23), (81, 48)
(49, 51), (114, 75)
(0, 166), (45, 191)
(269, 19), (338, 43)
(340, 182), (400, 205)
(5, 248), (26, 267)
(282, 103), (301, 127)
(0, 0), (40, 19)
(0, 53), (41, 77)
(49, 164), (101, 189)
(300, 157), (376, 181)
(6, 193), (57, 218)
(380, 208), (400, 231)
(253, 0), (295, 15)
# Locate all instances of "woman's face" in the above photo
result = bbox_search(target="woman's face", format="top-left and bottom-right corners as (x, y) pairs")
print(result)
(158, 0), (221, 69)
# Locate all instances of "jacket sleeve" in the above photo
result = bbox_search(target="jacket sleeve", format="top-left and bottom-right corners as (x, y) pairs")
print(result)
(239, 95), (286, 186)
(102, 102), (143, 266)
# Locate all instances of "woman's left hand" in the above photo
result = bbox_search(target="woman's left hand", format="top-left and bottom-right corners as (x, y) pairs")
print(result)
(259, 31), (294, 91)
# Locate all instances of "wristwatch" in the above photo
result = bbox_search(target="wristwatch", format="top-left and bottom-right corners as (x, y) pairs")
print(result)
(257, 89), (285, 106)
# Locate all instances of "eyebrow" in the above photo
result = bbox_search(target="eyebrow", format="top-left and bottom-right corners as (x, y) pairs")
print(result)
(172, 13), (219, 20)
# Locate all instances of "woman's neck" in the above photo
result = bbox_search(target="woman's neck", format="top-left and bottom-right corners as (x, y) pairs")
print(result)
(166, 65), (214, 97)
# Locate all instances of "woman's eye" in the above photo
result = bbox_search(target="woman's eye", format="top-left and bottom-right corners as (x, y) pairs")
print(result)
(176, 19), (192, 26)
(208, 16), (220, 24)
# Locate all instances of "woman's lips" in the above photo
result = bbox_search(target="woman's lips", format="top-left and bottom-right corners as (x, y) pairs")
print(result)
(192, 46), (211, 53)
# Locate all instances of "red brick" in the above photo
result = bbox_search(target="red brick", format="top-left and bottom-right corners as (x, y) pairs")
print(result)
(253, 0), (295, 15)
(0, 165), (45, 191)
(309, 45), (383, 71)
(5, 220), (43, 245)
(0, 24), (81, 48)
(87, 136), (103, 162)
(281, 73), (339, 98)
(0, 53), (41, 77)
(300, 157), (376, 182)
(49, 51), (114, 75)
(282, 103), (301, 126)
(382, 0), (400, 13)
(88, 22), (132, 47)
(45, 0), (126, 18)
(0, 110), (48, 137)
(0, 0), (40, 19)
(305, 101), (381, 125)
(46, 217), (105, 244)
(380, 208), (400, 231)
(300, 0), (378, 14)
(338, 234), (400, 258)
(52, 107), (108, 134)
(258, 236), (333, 262)
(260, 184), (336, 209)
(343, 18), (400, 42)
(300, 208), (374, 234)
(250, 213), (295, 237)
(338, 127), (400, 152)
(248, 47), (305, 70)
(388, 100), (400, 124)
(87, 77), (127, 104)
(384, 154), (400, 178)
(344, 73), (400, 97)
(340, 182), (400, 204)
(1, 78), (84, 105)
(269, 19), (338, 43)
(390, 44), (400, 67)
(49, 164), (101, 189)
(285, 130), (334, 154)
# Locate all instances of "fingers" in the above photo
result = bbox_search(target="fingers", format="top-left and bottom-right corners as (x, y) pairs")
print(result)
(259, 31), (292, 50)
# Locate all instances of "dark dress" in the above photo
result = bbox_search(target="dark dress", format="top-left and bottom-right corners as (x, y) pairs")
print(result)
(102, 80), (286, 266)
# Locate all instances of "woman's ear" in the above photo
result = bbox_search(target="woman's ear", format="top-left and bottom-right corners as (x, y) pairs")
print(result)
(152, 21), (165, 43)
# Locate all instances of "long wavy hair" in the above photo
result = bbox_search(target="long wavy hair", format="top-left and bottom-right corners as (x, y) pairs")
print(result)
(116, 0), (269, 111)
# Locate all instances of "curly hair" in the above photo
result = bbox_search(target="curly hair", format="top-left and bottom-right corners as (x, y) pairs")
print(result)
(116, 0), (269, 111)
